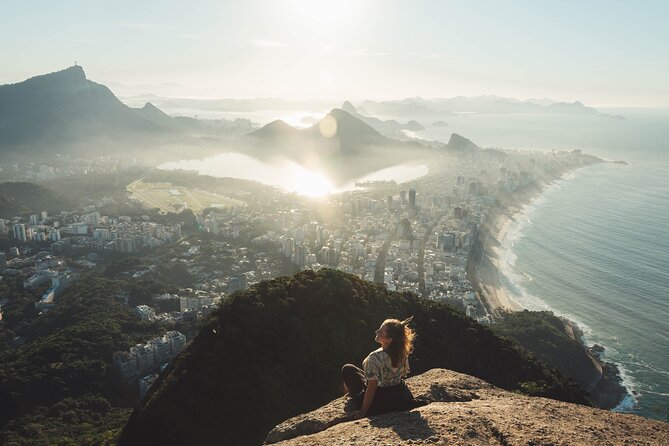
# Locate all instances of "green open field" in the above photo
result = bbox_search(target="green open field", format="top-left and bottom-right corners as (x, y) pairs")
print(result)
(126, 179), (244, 214)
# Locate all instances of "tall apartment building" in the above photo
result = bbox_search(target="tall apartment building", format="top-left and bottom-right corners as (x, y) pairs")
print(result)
(13, 223), (27, 242)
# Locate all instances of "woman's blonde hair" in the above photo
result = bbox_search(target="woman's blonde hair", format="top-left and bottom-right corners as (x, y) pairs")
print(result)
(382, 316), (415, 368)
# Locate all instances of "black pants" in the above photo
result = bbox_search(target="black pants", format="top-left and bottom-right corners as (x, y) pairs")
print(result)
(341, 364), (414, 416)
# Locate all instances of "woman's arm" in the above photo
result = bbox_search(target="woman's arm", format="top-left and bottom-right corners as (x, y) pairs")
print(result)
(354, 379), (378, 418)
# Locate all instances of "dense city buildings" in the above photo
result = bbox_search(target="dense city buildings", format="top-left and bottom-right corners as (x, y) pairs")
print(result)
(113, 331), (187, 381)
(0, 148), (597, 398)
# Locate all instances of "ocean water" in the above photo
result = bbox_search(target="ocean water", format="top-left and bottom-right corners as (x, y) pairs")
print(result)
(498, 161), (669, 420)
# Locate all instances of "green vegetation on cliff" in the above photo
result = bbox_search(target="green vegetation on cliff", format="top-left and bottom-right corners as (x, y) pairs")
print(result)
(120, 269), (588, 446)
(491, 310), (627, 409)
(0, 278), (162, 445)
(0, 182), (71, 218)
(492, 311), (599, 387)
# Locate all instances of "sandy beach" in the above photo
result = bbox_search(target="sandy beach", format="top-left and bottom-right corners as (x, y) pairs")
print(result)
(477, 210), (523, 315)
(472, 183), (631, 409)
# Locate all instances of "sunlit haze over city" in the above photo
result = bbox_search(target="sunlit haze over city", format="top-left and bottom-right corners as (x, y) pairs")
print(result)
(1, 2), (669, 445)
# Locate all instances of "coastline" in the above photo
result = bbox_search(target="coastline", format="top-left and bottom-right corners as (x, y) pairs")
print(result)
(475, 168), (587, 314)
(476, 209), (523, 314)
(472, 176), (547, 316)
(472, 167), (630, 410)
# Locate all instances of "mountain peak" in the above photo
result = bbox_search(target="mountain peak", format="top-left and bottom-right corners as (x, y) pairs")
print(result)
(0, 65), (180, 151)
(141, 102), (168, 116)
(142, 101), (159, 110)
(447, 133), (480, 151)
(22, 65), (88, 88)
(310, 108), (386, 144)
(325, 108), (378, 132)
(341, 101), (357, 114)
(248, 119), (300, 138)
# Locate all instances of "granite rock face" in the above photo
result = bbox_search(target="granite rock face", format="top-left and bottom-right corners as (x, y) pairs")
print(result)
(265, 369), (669, 446)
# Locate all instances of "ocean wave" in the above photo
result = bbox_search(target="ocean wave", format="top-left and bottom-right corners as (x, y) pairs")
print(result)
(626, 359), (669, 378)
(643, 390), (669, 398)
(590, 348), (640, 414)
(614, 393), (638, 413)
(495, 162), (669, 418)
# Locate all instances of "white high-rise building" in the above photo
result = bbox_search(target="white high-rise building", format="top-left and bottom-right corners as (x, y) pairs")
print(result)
(150, 337), (172, 363)
(93, 228), (110, 241)
(113, 351), (139, 380)
(41, 210), (48, 221)
(166, 331), (187, 354)
(83, 212), (100, 226)
(282, 237), (294, 258)
(132, 344), (156, 372)
(293, 245), (308, 267)
(13, 223), (27, 242)
(155, 224), (166, 240)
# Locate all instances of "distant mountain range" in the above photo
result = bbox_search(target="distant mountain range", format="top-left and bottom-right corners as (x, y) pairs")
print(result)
(3, 66), (586, 163)
(340, 101), (424, 139)
(114, 94), (622, 121)
(243, 108), (407, 156)
(0, 66), (256, 158)
(356, 96), (614, 117)
(243, 108), (484, 159)
(239, 108), (460, 183)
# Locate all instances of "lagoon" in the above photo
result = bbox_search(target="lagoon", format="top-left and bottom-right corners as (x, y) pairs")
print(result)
(159, 152), (428, 197)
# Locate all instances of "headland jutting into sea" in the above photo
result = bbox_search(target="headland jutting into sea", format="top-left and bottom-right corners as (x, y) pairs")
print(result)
(467, 163), (629, 409)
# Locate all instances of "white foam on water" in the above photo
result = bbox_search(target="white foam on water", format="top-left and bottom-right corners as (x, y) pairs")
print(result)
(494, 165), (644, 412)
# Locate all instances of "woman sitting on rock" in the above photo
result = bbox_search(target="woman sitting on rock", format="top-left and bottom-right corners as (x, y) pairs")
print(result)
(341, 317), (420, 418)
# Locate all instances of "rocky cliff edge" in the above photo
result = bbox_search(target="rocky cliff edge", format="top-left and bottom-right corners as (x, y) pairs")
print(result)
(265, 369), (669, 446)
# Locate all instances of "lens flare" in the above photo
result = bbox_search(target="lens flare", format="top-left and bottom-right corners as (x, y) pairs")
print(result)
(318, 115), (337, 138)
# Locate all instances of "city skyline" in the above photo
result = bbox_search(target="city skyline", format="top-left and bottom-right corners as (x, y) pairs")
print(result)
(2, 0), (669, 107)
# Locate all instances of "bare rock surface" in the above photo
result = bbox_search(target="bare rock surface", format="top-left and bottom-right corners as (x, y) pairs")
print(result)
(265, 369), (669, 446)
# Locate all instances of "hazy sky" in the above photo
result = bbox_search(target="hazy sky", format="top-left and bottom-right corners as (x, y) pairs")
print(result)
(2, 0), (668, 106)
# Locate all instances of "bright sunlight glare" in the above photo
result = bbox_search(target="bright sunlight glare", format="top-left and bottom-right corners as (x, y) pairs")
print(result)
(286, 164), (336, 198)
(292, 0), (357, 24)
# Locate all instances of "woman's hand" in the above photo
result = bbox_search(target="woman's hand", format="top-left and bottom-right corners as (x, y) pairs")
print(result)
(354, 379), (377, 420)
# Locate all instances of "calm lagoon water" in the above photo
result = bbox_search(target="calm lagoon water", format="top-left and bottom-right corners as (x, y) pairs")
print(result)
(159, 152), (428, 197)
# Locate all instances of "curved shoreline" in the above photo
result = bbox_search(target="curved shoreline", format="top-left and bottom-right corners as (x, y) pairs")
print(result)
(474, 168), (630, 410)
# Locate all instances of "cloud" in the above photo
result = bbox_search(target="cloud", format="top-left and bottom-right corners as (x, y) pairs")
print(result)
(250, 39), (287, 48)
(346, 49), (391, 57)
(426, 52), (447, 59)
